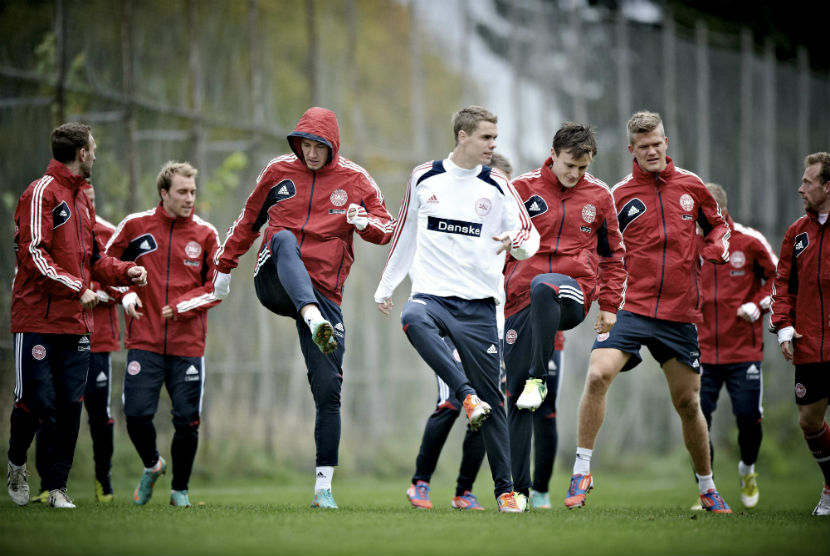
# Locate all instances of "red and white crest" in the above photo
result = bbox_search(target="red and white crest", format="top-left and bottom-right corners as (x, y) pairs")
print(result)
(475, 198), (492, 216)
(185, 241), (201, 259)
(31, 345), (46, 360)
(679, 193), (694, 212)
(582, 204), (597, 224)
(597, 332), (610, 342)
(330, 189), (348, 207)
(795, 382), (806, 398)
(127, 361), (141, 376)
(505, 329), (517, 345)
(452, 349), (462, 362)
(730, 250), (746, 268)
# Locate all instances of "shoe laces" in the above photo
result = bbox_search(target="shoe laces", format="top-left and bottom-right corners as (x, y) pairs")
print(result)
(415, 481), (430, 499)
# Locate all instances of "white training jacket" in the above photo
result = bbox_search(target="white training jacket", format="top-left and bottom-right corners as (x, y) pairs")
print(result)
(374, 156), (539, 304)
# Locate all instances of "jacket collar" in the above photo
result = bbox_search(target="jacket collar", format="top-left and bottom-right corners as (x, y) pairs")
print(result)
(154, 202), (193, 224)
(46, 159), (87, 190)
(541, 157), (586, 193)
(631, 155), (676, 184)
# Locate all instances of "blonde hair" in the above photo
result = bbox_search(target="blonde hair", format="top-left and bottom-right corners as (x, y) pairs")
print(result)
(705, 182), (727, 212)
(627, 111), (665, 145)
(451, 106), (497, 145)
(156, 161), (198, 198)
(805, 152), (830, 185)
(490, 153), (513, 178)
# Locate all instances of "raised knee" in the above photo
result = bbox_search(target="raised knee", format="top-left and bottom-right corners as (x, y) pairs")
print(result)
(270, 229), (298, 252)
(530, 275), (557, 302)
(400, 302), (429, 329)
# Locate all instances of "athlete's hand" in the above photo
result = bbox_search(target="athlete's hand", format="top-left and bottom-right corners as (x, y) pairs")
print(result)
(162, 305), (174, 319)
(594, 310), (616, 333)
(493, 232), (512, 254)
(781, 331), (803, 362)
(377, 298), (394, 315)
(95, 289), (113, 303)
(346, 203), (369, 231)
(122, 291), (143, 319)
(79, 288), (99, 310)
(129, 265), (147, 286)
(212, 271), (231, 300)
(737, 302), (760, 322)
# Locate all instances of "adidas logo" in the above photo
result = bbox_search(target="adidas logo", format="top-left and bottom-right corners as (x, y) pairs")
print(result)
(628, 206), (639, 217)
(427, 194), (439, 203)
(186, 365), (199, 375)
(486, 344), (498, 355)
(79, 336), (90, 344)
(278, 185), (289, 195)
(335, 322), (345, 331)
(60, 209), (67, 217)
(529, 202), (540, 212)
(796, 241), (803, 250)
(316, 472), (326, 478)
(140, 240), (151, 250)
(692, 358), (700, 368)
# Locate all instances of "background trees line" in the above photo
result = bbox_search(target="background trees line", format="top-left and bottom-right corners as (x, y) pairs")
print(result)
(0, 0), (827, 477)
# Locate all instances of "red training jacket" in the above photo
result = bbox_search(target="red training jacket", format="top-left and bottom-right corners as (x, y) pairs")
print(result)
(11, 160), (137, 335)
(698, 214), (778, 364)
(504, 160), (626, 319)
(769, 211), (830, 364)
(214, 107), (393, 305)
(89, 215), (122, 353)
(106, 204), (221, 357)
(612, 157), (730, 324)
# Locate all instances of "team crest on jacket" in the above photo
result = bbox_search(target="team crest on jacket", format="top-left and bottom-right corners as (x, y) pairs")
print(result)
(127, 361), (141, 376)
(679, 194), (694, 212)
(185, 241), (202, 258)
(730, 251), (745, 268)
(505, 329), (517, 344)
(330, 189), (348, 207)
(582, 204), (597, 224)
(475, 198), (492, 216)
(31, 345), (46, 360)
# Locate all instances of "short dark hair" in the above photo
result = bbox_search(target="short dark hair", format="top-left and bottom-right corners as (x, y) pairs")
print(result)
(552, 123), (597, 158)
(51, 122), (91, 163)
(805, 152), (830, 185)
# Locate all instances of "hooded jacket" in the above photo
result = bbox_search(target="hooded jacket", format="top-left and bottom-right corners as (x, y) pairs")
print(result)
(611, 156), (730, 324)
(106, 204), (221, 357)
(11, 160), (137, 335)
(698, 214), (778, 364)
(504, 160), (626, 319)
(769, 211), (830, 364)
(215, 107), (393, 305)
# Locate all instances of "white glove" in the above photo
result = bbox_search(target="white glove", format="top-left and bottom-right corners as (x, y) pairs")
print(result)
(122, 291), (138, 312)
(96, 289), (113, 303)
(738, 302), (760, 322)
(777, 325), (795, 344)
(346, 203), (369, 231)
(213, 271), (231, 300)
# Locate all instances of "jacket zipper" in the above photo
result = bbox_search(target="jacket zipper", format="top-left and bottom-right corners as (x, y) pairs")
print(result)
(299, 171), (316, 248)
(74, 194), (91, 330)
(164, 219), (174, 355)
(654, 181), (668, 317)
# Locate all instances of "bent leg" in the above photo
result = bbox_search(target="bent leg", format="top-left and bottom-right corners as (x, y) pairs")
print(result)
(576, 348), (628, 449)
(663, 358), (711, 476)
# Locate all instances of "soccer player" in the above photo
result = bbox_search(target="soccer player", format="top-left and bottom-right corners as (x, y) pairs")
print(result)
(212, 107), (394, 509)
(769, 152), (830, 516)
(564, 111), (733, 513)
(405, 152), (513, 512)
(106, 161), (222, 508)
(503, 123), (626, 506)
(375, 105), (539, 513)
(696, 182), (778, 509)
(7, 123), (147, 509)
(32, 183), (123, 505)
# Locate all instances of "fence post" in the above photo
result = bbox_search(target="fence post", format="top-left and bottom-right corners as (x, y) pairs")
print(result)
(121, 0), (139, 214)
(695, 21), (710, 181)
(738, 28), (753, 223)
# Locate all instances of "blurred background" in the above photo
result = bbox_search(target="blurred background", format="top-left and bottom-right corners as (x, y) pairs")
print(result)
(1, 0), (828, 485)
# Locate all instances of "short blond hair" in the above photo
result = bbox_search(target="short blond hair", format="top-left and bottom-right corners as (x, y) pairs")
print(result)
(805, 152), (830, 185)
(489, 153), (513, 177)
(451, 106), (497, 145)
(627, 111), (665, 145)
(156, 161), (198, 198)
(705, 182), (727, 212)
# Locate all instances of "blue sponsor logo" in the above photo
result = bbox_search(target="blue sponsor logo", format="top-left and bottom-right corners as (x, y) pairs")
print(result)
(427, 216), (482, 237)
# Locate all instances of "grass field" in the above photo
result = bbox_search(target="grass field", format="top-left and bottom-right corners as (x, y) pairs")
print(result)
(1, 453), (828, 556)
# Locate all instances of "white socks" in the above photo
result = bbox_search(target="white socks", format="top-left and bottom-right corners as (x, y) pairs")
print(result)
(573, 447), (593, 476)
(696, 472), (715, 494)
(315, 466), (334, 491)
(302, 306), (324, 332)
(738, 460), (754, 476)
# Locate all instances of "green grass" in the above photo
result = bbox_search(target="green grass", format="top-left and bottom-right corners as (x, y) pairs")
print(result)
(1, 457), (828, 556)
